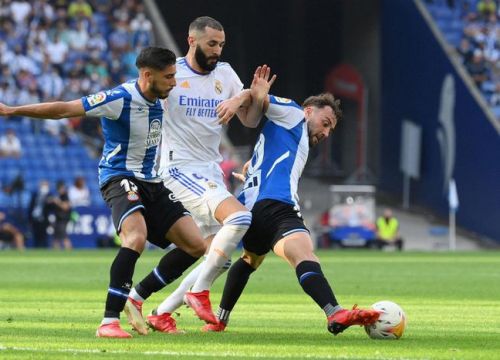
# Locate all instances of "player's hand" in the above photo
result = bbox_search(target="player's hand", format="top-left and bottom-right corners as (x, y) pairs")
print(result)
(217, 97), (240, 125)
(251, 65), (277, 102)
(232, 160), (251, 182)
(0, 102), (14, 116)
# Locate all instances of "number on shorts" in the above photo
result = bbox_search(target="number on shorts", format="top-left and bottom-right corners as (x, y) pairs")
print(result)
(120, 179), (138, 193)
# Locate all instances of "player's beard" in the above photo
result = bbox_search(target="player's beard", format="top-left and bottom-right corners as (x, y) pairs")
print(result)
(307, 125), (318, 147)
(150, 80), (169, 99)
(195, 45), (219, 72)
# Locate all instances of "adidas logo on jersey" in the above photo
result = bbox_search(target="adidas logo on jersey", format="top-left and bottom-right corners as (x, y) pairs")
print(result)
(180, 81), (190, 88)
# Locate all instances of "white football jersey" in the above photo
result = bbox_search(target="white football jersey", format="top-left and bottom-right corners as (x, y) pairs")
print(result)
(160, 57), (243, 169)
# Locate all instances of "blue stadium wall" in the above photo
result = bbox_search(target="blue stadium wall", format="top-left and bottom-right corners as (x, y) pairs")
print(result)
(380, 0), (500, 242)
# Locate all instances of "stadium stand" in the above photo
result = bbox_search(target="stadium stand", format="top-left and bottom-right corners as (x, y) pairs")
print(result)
(425, 0), (500, 119)
(0, 0), (154, 209)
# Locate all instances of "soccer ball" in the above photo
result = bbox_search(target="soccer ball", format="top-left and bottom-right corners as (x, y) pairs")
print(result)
(364, 301), (406, 340)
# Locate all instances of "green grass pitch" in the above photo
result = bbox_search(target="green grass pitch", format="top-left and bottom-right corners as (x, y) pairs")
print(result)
(0, 250), (499, 359)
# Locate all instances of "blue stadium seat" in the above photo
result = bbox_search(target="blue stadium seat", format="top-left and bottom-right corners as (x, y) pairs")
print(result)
(492, 106), (500, 118)
(444, 32), (462, 46)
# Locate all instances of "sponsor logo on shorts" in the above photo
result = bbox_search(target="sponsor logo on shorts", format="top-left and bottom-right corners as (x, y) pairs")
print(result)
(127, 192), (139, 201)
(86, 92), (107, 106)
(168, 193), (179, 202)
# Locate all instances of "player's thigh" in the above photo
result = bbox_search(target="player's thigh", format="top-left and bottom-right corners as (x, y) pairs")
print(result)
(214, 195), (248, 223)
(145, 185), (203, 253)
(273, 232), (319, 267)
(163, 170), (222, 235)
(165, 165), (243, 225)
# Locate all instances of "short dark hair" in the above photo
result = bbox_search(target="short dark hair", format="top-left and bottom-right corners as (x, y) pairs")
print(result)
(189, 16), (223, 33)
(56, 180), (66, 190)
(302, 93), (342, 122)
(135, 47), (177, 70)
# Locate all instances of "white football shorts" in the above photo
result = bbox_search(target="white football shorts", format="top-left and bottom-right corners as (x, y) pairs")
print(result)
(162, 162), (232, 238)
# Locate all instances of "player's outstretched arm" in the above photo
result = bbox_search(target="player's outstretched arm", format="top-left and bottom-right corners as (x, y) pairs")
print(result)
(0, 99), (85, 120)
(239, 65), (276, 128)
(217, 65), (276, 127)
(216, 89), (252, 125)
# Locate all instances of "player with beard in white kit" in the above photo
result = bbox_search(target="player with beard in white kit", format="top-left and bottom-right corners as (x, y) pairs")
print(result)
(124, 16), (268, 333)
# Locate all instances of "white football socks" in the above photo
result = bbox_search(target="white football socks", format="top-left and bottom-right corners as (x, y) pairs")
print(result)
(190, 211), (251, 292)
(157, 258), (206, 314)
(157, 257), (232, 315)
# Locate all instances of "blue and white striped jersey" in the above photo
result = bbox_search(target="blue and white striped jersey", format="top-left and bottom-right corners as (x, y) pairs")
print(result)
(82, 80), (165, 187)
(238, 95), (309, 210)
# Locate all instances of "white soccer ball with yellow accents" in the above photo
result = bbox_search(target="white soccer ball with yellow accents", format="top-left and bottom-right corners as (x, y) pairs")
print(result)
(364, 301), (406, 340)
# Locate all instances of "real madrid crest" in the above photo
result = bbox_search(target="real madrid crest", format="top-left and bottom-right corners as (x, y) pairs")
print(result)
(207, 181), (218, 189)
(214, 80), (223, 95)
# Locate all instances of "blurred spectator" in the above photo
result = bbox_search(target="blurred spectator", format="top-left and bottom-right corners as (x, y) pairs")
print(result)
(0, 211), (25, 250)
(37, 63), (64, 101)
(456, 38), (474, 65)
(477, 0), (497, 19)
(18, 84), (41, 107)
(16, 69), (38, 91)
(109, 21), (131, 52)
(67, 19), (89, 52)
(28, 180), (51, 248)
(68, 176), (90, 207)
(130, 10), (153, 48)
(85, 50), (110, 84)
(87, 28), (108, 53)
(31, 0), (55, 24)
(10, 0), (32, 25)
(10, 45), (38, 76)
(48, 180), (72, 249)
(43, 117), (69, 137)
(0, 128), (22, 158)
(45, 33), (68, 74)
(490, 83), (500, 105)
(375, 208), (404, 251)
(466, 50), (489, 87)
(0, 80), (18, 106)
(67, 0), (93, 20)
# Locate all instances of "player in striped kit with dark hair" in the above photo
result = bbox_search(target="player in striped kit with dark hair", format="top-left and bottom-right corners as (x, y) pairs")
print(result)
(0, 46), (207, 338)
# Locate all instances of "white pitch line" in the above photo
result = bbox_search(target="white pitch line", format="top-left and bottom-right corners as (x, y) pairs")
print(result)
(0, 345), (355, 359)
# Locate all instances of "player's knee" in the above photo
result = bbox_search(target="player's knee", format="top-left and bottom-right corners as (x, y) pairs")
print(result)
(223, 210), (252, 237)
(241, 252), (264, 269)
(120, 231), (147, 253)
(119, 226), (147, 252)
(183, 238), (206, 258)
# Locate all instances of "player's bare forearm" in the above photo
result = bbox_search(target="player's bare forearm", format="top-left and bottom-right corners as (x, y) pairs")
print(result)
(234, 89), (252, 108)
(239, 95), (267, 128)
(217, 90), (252, 125)
(238, 65), (275, 128)
(0, 100), (85, 119)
